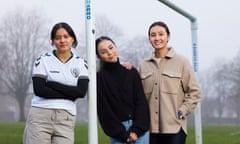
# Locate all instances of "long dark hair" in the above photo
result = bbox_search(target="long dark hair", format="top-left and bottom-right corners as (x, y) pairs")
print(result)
(95, 36), (115, 57)
(95, 36), (116, 70)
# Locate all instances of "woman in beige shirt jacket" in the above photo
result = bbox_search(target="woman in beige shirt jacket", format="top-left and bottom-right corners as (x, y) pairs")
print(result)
(139, 21), (201, 144)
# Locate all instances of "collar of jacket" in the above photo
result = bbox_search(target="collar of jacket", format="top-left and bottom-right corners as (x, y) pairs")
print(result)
(145, 47), (176, 61)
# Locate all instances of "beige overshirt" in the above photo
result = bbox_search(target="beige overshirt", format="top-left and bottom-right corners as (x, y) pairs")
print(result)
(139, 48), (201, 134)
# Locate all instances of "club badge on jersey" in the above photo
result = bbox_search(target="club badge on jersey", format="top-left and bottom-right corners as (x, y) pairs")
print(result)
(71, 67), (81, 78)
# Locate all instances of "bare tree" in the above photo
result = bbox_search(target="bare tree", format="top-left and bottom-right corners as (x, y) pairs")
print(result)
(95, 14), (124, 39)
(198, 70), (216, 122)
(120, 36), (152, 67)
(226, 51), (240, 123)
(0, 8), (49, 121)
(210, 58), (231, 118)
(228, 84), (240, 124)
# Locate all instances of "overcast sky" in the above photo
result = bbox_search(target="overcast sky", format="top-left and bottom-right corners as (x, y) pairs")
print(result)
(1, 0), (240, 70)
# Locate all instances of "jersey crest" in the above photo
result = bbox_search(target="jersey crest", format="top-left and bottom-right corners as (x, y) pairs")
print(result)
(71, 67), (80, 78)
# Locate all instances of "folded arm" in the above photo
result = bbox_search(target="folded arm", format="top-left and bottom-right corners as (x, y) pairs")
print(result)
(46, 76), (89, 101)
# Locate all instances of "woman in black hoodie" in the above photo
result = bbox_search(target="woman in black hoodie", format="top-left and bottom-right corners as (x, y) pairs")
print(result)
(96, 36), (150, 144)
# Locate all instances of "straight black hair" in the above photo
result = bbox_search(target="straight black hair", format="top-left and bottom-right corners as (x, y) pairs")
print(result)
(95, 36), (115, 57)
(50, 22), (78, 48)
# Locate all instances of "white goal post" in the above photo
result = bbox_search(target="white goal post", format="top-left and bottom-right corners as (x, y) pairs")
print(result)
(158, 1), (202, 144)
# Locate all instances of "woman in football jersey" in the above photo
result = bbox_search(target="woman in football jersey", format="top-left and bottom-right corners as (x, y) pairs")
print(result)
(96, 36), (150, 144)
(23, 22), (89, 144)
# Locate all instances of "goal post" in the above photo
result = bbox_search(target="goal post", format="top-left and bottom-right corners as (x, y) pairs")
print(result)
(85, 0), (98, 144)
(157, 1), (202, 144)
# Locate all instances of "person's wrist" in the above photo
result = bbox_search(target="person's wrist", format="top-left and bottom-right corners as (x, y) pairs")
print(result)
(178, 111), (185, 120)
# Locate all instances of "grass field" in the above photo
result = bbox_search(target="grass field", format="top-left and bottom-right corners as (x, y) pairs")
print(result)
(0, 122), (239, 144)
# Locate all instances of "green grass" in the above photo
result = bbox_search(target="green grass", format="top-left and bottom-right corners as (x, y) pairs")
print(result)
(0, 122), (240, 144)
(186, 125), (240, 144)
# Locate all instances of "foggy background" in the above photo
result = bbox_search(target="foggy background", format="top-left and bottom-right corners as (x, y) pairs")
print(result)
(0, 0), (240, 125)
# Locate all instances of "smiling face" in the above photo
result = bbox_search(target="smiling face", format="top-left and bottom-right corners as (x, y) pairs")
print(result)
(52, 28), (74, 53)
(149, 25), (170, 50)
(96, 39), (118, 63)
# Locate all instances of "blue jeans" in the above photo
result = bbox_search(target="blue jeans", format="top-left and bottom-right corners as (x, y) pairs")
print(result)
(110, 120), (149, 144)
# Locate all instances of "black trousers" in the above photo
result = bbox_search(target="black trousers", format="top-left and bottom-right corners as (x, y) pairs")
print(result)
(150, 128), (186, 144)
